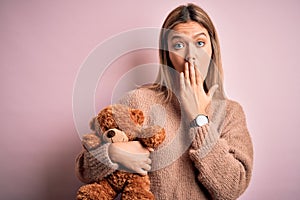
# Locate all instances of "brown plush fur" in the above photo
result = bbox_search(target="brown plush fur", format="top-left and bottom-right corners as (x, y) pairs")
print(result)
(77, 104), (166, 200)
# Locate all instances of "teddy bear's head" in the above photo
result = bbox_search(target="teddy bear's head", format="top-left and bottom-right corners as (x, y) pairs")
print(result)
(90, 104), (145, 143)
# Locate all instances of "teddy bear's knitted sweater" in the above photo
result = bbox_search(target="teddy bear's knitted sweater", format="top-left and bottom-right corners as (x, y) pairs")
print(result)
(75, 88), (253, 200)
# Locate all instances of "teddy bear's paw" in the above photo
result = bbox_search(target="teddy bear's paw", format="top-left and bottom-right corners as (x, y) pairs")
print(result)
(122, 191), (155, 200)
(140, 126), (166, 149)
(77, 181), (117, 200)
(121, 175), (155, 200)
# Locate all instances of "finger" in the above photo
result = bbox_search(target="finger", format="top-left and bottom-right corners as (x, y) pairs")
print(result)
(184, 62), (190, 83)
(189, 62), (196, 85)
(134, 152), (150, 160)
(147, 147), (154, 152)
(145, 158), (152, 165)
(194, 65), (204, 85)
(180, 72), (185, 90)
(208, 84), (219, 98)
(141, 163), (151, 171)
(189, 59), (194, 68)
(136, 168), (148, 176)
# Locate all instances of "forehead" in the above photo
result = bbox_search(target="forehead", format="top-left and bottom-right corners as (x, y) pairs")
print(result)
(170, 21), (209, 38)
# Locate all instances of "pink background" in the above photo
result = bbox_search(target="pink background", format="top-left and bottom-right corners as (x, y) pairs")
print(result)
(1, 0), (300, 199)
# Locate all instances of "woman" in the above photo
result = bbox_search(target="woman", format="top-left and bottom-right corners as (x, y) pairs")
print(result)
(76, 3), (253, 199)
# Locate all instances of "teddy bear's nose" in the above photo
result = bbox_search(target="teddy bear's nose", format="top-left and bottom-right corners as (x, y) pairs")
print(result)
(107, 130), (116, 138)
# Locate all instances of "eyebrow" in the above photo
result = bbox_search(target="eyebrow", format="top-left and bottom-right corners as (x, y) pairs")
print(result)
(170, 32), (207, 40)
(194, 32), (207, 38)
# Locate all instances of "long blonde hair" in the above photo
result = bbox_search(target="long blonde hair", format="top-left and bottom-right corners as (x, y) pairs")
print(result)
(147, 3), (226, 102)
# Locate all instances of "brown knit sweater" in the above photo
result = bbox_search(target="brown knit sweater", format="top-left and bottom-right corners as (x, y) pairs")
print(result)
(75, 88), (253, 200)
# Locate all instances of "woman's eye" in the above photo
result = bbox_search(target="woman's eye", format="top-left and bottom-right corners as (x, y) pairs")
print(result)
(174, 42), (184, 50)
(196, 41), (205, 47)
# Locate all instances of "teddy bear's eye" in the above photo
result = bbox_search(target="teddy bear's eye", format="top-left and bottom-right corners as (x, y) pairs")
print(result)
(107, 130), (116, 138)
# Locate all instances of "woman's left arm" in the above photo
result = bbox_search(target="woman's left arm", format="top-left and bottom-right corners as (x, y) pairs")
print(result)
(189, 101), (253, 200)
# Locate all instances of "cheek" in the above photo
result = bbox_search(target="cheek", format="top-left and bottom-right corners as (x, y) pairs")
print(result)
(195, 48), (212, 78)
(169, 52), (185, 72)
(196, 54), (210, 78)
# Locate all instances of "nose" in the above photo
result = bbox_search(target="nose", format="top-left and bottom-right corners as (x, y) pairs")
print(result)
(185, 43), (196, 63)
(106, 130), (116, 138)
(185, 56), (195, 63)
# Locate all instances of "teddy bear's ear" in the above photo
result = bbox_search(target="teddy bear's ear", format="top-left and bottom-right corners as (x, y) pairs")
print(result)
(130, 109), (144, 125)
(89, 117), (96, 131)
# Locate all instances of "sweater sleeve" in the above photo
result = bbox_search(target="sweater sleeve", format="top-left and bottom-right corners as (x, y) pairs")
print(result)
(189, 101), (253, 200)
(75, 143), (119, 183)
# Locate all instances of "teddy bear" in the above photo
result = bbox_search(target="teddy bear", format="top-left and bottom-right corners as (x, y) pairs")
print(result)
(76, 104), (166, 200)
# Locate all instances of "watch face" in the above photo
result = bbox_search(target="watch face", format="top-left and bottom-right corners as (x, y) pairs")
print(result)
(196, 115), (209, 126)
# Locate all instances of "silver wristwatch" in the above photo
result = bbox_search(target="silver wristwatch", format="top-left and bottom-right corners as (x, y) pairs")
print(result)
(190, 114), (209, 127)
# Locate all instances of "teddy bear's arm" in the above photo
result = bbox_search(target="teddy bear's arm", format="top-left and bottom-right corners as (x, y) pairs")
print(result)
(81, 133), (102, 150)
(139, 126), (166, 149)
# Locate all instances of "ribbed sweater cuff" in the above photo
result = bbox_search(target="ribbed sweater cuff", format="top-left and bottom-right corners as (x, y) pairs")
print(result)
(189, 124), (220, 159)
(88, 143), (119, 179)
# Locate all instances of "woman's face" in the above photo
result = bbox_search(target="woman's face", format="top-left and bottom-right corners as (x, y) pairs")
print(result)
(168, 21), (212, 78)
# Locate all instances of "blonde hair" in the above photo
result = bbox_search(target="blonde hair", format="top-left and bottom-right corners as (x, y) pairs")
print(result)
(147, 3), (226, 102)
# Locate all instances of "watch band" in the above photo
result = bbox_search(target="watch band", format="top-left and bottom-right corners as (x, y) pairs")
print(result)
(190, 118), (198, 127)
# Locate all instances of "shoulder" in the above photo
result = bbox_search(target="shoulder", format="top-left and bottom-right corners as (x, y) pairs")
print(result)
(131, 87), (159, 99)
(223, 99), (247, 123)
(117, 87), (162, 108)
(225, 99), (244, 112)
(211, 98), (244, 114)
(210, 98), (247, 124)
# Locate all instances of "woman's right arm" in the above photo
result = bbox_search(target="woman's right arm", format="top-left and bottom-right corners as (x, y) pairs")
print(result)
(75, 141), (151, 183)
(75, 143), (118, 183)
